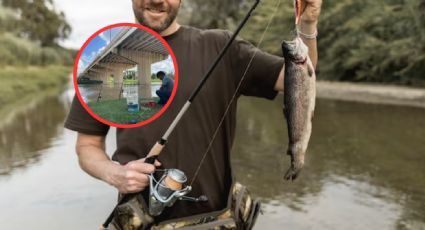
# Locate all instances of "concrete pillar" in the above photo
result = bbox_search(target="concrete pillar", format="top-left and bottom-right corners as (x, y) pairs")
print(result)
(117, 49), (167, 98)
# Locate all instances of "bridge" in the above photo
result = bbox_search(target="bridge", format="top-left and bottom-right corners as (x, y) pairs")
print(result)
(80, 26), (171, 98)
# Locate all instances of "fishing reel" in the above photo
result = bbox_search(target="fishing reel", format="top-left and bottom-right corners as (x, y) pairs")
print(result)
(148, 169), (208, 216)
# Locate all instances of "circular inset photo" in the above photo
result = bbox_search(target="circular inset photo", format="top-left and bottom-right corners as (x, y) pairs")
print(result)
(73, 23), (178, 128)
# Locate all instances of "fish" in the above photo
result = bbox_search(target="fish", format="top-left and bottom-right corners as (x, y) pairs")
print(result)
(282, 37), (316, 181)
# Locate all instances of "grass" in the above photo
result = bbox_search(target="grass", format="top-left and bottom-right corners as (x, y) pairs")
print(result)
(87, 97), (163, 124)
(123, 79), (138, 84)
(0, 65), (71, 105)
(0, 33), (75, 66)
(151, 78), (162, 84)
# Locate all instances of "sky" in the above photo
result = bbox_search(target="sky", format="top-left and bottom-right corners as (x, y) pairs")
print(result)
(58, 1), (175, 76)
(78, 27), (122, 74)
(54, 0), (134, 49)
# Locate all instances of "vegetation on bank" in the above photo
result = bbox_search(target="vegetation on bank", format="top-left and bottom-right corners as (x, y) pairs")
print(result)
(0, 2), (75, 67)
(180, 0), (425, 86)
(0, 66), (71, 105)
(0, 32), (75, 66)
(0, 1), (74, 107)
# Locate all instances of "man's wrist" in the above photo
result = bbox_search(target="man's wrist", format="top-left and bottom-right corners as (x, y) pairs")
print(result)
(101, 160), (122, 187)
(298, 21), (318, 34)
(297, 21), (318, 40)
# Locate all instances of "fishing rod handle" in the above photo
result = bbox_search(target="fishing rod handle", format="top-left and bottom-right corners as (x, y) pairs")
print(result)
(146, 141), (166, 159)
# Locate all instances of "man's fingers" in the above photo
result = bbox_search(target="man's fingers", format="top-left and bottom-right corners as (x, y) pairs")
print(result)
(124, 170), (150, 183)
(120, 171), (150, 193)
(154, 159), (162, 167)
(126, 160), (156, 174)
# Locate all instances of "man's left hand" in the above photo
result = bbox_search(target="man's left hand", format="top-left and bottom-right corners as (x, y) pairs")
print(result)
(300, 0), (322, 24)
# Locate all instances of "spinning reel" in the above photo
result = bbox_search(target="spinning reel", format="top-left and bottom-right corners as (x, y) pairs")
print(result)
(148, 168), (208, 216)
(102, 1), (261, 227)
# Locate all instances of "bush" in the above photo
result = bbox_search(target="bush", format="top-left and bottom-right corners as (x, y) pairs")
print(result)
(0, 32), (75, 66)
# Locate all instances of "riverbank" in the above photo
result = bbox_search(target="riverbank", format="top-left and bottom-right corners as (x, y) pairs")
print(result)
(316, 81), (425, 108)
(0, 65), (71, 106)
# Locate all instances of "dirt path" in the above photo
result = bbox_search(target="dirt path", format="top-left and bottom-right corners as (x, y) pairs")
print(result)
(317, 81), (425, 108)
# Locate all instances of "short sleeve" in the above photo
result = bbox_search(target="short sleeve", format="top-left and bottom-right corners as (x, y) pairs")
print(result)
(229, 33), (284, 100)
(64, 95), (110, 136)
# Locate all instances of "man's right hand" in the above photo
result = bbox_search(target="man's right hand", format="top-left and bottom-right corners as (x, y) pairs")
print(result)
(75, 133), (162, 194)
(109, 158), (161, 194)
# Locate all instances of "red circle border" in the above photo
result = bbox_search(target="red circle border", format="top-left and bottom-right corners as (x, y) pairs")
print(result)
(73, 23), (179, 129)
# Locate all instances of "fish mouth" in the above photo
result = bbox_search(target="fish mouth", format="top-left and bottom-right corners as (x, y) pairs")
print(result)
(282, 37), (308, 63)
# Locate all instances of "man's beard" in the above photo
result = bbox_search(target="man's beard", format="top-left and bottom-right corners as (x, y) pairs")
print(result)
(133, 2), (179, 33)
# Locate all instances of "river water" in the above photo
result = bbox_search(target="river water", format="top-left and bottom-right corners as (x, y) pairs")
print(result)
(78, 83), (161, 103)
(0, 81), (424, 230)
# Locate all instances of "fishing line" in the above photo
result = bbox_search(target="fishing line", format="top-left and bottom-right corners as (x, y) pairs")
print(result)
(190, 0), (283, 186)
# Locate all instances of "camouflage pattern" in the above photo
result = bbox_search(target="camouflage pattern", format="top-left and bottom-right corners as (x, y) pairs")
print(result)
(112, 195), (154, 230)
(151, 209), (236, 230)
(109, 182), (260, 230)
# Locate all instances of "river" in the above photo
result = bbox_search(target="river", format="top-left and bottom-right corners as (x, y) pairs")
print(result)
(0, 79), (424, 230)
(78, 83), (161, 103)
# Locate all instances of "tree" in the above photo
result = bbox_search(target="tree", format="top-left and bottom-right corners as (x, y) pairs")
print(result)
(2, 0), (71, 46)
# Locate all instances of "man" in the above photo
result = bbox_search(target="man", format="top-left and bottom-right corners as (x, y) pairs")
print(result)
(155, 71), (174, 105)
(65, 0), (322, 228)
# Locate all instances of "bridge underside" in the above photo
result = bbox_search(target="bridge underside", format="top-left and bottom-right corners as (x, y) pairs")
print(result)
(81, 27), (171, 98)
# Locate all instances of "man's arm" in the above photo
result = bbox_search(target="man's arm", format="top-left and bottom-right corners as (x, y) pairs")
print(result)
(274, 0), (322, 92)
(75, 133), (160, 193)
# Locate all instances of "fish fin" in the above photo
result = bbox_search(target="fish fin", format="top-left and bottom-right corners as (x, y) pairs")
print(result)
(308, 64), (314, 77)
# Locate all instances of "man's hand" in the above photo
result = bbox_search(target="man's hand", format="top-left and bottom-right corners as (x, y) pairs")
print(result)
(109, 158), (161, 194)
(75, 133), (161, 194)
(274, 0), (322, 92)
(300, 0), (322, 24)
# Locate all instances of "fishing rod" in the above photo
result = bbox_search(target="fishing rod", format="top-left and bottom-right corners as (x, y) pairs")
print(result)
(102, 0), (261, 228)
(97, 84), (103, 102)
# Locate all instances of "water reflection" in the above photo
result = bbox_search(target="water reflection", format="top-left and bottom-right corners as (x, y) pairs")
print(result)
(79, 83), (161, 103)
(0, 90), (68, 174)
(233, 97), (425, 229)
(0, 86), (424, 229)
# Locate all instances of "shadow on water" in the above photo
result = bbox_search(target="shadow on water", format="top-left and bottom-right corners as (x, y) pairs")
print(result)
(233, 96), (425, 230)
(0, 88), (69, 175)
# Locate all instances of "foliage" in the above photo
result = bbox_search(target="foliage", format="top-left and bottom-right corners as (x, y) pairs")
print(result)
(0, 32), (75, 66)
(0, 65), (70, 105)
(318, 0), (425, 86)
(124, 70), (136, 80)
(180, 0), (425, 86)
(179, 0), (248, 29)
(0, 2), (75, 66)
(1, 0), (71, 46)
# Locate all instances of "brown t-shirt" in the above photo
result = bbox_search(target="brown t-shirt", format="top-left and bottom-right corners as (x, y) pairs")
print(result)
(65, 26), (284, 222)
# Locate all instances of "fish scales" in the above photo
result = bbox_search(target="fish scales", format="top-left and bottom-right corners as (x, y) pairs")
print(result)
(282, 37), (316, 181)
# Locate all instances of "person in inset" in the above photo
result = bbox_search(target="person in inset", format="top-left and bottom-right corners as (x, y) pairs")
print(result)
(155, 71), (174, 105)
(65, 0), (322, 229)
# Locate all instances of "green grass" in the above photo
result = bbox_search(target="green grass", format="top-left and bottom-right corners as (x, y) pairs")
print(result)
(0, 65), (71, 105)
(123, 79), (138, 84)
(87, 97), (163, 124)
(0, 33), (75, 66)
(151, 78), (162, 84)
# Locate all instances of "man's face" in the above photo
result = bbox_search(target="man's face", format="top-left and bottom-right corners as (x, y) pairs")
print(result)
(132, 0), (181, 33)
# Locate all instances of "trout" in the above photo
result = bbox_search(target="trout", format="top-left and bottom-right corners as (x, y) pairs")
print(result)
(282, 37), (316, 181)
